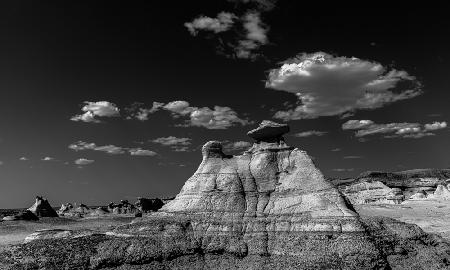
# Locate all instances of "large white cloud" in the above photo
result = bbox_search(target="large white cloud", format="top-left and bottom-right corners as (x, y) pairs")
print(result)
(266, 52), (422, 120)
(342, 120), (447, 139)
(128, 100), (250, 129)
(71, 101), (120, 123)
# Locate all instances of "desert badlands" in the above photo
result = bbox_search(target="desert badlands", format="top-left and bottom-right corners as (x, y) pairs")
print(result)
(1, 121), (450, 269)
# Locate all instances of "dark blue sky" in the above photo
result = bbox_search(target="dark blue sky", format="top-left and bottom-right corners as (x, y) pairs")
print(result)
(0, 1), (449, 208)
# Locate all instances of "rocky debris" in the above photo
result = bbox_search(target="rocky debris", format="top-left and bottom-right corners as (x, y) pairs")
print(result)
(1, 121), (450, 269)
(27, 196), (58, 217)
(247, 120), (289, 142)
(331, 169), (450, 204)
(135, 197), (164, 212)
(2, 210), (39, 221)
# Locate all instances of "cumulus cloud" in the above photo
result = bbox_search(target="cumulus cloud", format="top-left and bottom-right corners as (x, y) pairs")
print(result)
(127, 100), (250, 129)
(42, 157), (54, 161)
(292, 130), (327, 137)
(69, 141), (157, 157)
(185, 12), (237, 35)
(266, 52), (422, 120)
(222, 141), (252, 152)
(19, 157), (28, 161)
(74, 158), (94, 165)
(71, 101), (120, 123)
(152, 136), (192, 152)
(342, 120), (447, 139)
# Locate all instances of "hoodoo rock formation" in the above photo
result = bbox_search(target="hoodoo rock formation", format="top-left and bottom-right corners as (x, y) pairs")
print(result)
(27, 196), (58, 217)
(1, 121), (450, 269)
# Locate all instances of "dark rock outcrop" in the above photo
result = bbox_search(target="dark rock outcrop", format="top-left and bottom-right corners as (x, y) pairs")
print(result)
(1, 121), (449, 269)
(27, 196), (58, 217)
(135, 197), (164, 212)
(2, 210), (39, 221)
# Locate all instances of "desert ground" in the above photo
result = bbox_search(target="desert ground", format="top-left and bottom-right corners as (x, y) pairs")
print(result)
(0, 214), (135, 247)
(357, 199), (450, 241)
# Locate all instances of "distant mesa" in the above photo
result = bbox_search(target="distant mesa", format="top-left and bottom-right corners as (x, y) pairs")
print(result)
(331, 169), (450, 205)
(27, 196), (58, 217)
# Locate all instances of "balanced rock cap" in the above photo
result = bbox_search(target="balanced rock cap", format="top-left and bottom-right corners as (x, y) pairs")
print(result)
(247, 120), (289, 141)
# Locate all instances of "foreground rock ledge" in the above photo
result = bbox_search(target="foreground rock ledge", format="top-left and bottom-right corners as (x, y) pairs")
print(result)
(1, 121), (450, 269)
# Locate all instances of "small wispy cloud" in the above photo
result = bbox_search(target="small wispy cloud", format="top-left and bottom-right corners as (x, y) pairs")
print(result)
(129, 149), (157, 156)
(74, 158), (95, 165)
(343, 156), (363, 159)
(19, 157), (28, 161)
(69, 141), (157, 157)
(342, 120), (447, 139)
(71, 101), (120, 123)
(331, 148), (341, 152)
(152, 136), (192, 152)
(292, 130), (327, 137)
(42, 157), (54, 161)
(332, 168), (355, 172)
(184, 12), (237, 35)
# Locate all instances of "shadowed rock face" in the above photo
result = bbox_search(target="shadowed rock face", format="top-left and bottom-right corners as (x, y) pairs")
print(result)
(2, 121), (450, 269)
(27, 196), (58, 217)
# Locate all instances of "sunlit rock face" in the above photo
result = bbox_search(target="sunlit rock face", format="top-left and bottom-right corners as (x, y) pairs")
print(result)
(153, 120), (380, 266)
